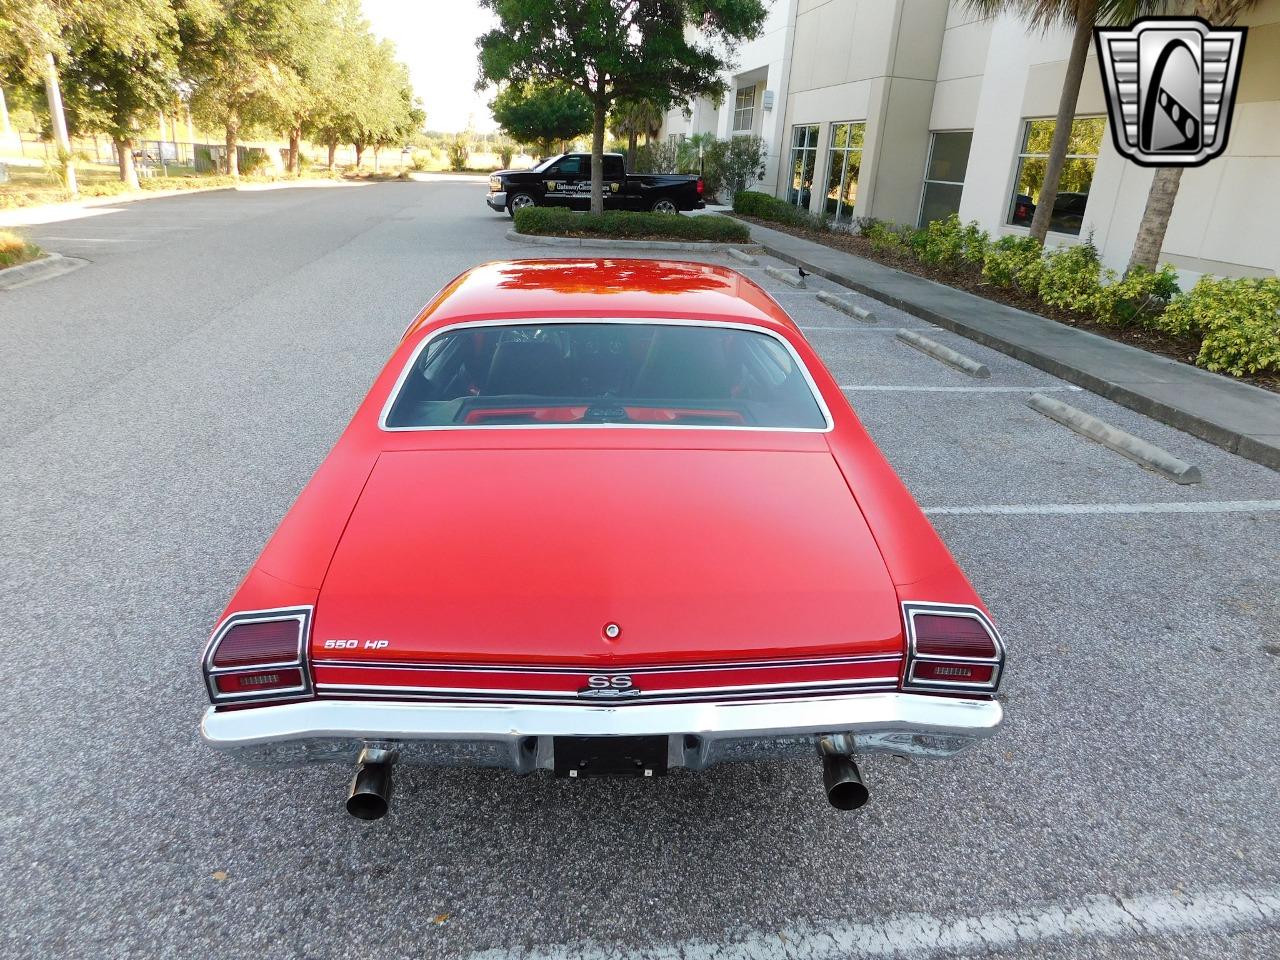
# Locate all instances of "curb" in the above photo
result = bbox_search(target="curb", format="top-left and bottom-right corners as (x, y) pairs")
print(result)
(896, 329), (991, 379)
(505, 230), (758, 252)
(816, 290), (874, 322)
(1028, 393), (1202, 484)
(0, 252), (88, 290)
(748, 230), (1280, 472)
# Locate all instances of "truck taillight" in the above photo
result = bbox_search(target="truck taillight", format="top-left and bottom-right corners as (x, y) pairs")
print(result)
(902, 602), (1004, 694)
(203, 607), (313, 705)
(696, 177), (704, 194)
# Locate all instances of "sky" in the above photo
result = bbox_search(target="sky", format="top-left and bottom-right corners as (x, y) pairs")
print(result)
(363, 0), (500, 134)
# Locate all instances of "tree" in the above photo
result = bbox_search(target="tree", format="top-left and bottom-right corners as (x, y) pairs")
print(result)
(179, 0), (303, 177)
(490, 81), (592, 158)
(58, 0), (180, 188)
(1, 0), (79, 193)
(1126, 0), (1258, 273)
(609, 97), (663, 172)
(964, 0), (1168, 244)
(447, 130), (471, 171)
(477, 0), (768, 214)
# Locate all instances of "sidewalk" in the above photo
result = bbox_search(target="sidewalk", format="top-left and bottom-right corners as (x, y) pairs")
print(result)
(743, 219), (1280, 472)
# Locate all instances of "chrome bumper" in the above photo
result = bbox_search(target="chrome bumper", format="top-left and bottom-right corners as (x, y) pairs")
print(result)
(486, 191), (507, 212)
(201, 693), (1002, 771)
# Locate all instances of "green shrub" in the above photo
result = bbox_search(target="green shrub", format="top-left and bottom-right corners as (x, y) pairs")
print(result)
(861, 219), (919, 255)
(0, 229), (42, 268)
(732, 190), (826, 230)
(1158, 276), (1280, 375)
(1038, 240), (1104, 313)
(1090, 264), (1179, 327)
(916, 215), (989, 270)
(513, 206), (750, 243)
(982, 235), (1044, 291)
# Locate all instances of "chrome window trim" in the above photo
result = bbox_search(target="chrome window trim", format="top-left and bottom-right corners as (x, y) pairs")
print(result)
(202, 606), (314, 705)
(377, 316), (835, 434)
(900, 601), (1005, 694)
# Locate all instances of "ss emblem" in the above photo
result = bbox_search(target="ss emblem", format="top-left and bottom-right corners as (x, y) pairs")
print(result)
(586, 675), (633, 689)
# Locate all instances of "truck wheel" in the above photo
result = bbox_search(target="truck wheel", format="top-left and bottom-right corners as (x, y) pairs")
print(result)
(507, 193), (536, 217)
(650, 198), (678, 214)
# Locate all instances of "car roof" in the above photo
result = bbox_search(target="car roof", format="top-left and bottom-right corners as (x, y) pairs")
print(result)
(403, 259), (796, 340)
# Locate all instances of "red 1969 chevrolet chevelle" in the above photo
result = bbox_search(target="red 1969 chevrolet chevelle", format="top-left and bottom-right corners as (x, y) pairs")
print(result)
(200, 258), (1004, 820)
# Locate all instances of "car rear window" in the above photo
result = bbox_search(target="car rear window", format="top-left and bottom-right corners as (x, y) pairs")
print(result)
(383, 322), (829, 430)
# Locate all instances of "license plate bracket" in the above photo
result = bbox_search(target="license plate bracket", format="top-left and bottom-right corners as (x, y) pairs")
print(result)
(553, 736), (669, 778)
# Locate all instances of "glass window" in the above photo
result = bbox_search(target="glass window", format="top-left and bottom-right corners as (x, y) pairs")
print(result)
(788, 124), (820, 209)
(733, 86), (756, 132)
(552, 156), (583, 177)
(918, 131), (972, 227)
(824, 122), (864, 224)
(1008, 117), (1104, 236)
(385, 323), (828, 430)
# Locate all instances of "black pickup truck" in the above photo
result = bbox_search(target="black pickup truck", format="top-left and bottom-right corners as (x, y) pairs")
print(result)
(486, 152), (704, 216)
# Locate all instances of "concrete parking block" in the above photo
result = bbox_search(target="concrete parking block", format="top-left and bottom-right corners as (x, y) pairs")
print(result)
(727, 248), (758, 265)
(896, 329), (991, 378)
(1028, 393), (1202, 484)
(816, 290), (874, 321)
(764, 264), (806, 287)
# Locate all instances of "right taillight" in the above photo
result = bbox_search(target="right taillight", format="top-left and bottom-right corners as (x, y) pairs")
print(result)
(203, 607), (312, 705)
(902, 602), (1004, 694)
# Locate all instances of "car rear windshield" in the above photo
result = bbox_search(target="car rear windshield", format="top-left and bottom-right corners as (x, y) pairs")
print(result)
(383, 322), (829, 430)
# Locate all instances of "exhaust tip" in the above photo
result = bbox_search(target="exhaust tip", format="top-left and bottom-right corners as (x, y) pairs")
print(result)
(346, 762), (393, 821)
(822, 753), (869, 810)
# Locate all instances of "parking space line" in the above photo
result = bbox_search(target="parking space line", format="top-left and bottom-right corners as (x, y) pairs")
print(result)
(471, 887), (1280, 960)
(841, 384), (1082, 393)
(924, 500), (1280, 516)
(801, 326), (905, 332)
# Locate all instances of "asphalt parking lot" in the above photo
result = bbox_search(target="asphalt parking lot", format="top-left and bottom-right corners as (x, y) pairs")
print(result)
(2, 181), (1278, 959)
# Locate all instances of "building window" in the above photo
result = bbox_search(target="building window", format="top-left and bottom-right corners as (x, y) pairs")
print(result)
(668, 133), (686, 145)
(918, 131), (972, 227)
(733, 86), (756, 132)
(824, 122), (864, 223)
(1008, 117), (1105, 236)
(788, 124), (819, 209)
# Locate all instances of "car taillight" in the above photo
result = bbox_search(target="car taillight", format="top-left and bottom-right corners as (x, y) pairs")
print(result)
(203, 607), (312, 705)
(696, 177), (704, 195)
(902, 602), (1004, 694)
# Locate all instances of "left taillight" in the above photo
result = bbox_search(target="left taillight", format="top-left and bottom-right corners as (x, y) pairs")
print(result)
(696, 177), (704, 195)
(203, 607), (313, 705)
(901, 602), (1004, 694)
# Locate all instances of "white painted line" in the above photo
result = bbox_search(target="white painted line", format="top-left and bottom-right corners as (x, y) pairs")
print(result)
(841, 384), (1082, 393)
(1028, 392), (1201, 484)
(469, 887), (1280, 960)
(924, 499), (1280, 516)
(896, 329), (990, 379)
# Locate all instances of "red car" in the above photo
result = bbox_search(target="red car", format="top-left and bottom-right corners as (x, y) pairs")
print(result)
(200, 259), (1004, 820)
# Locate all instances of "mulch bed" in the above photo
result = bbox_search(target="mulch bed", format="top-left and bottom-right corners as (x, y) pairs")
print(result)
(734, 214), (1279, 394)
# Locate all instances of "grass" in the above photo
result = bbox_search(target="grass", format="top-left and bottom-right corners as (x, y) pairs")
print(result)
(0, 229), (44, 269)
(513, 206), (750, 243)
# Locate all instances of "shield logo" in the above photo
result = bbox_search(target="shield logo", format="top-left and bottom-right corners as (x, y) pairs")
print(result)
(1095, 17), (1247, 167)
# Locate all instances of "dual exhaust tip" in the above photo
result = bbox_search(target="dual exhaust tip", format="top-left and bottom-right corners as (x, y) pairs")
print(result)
(344, 745), (869, 820)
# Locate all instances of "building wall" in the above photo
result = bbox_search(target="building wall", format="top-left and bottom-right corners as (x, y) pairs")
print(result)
(776, 0), (949, 223)
(657, 1), (797, 194)
(765, 0), (1279, 280)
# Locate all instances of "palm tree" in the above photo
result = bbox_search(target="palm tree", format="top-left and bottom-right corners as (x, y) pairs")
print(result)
(609, 98), (664, 172)
(964, 0), (1167, 244)
(1126, 0), (1258, 273)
